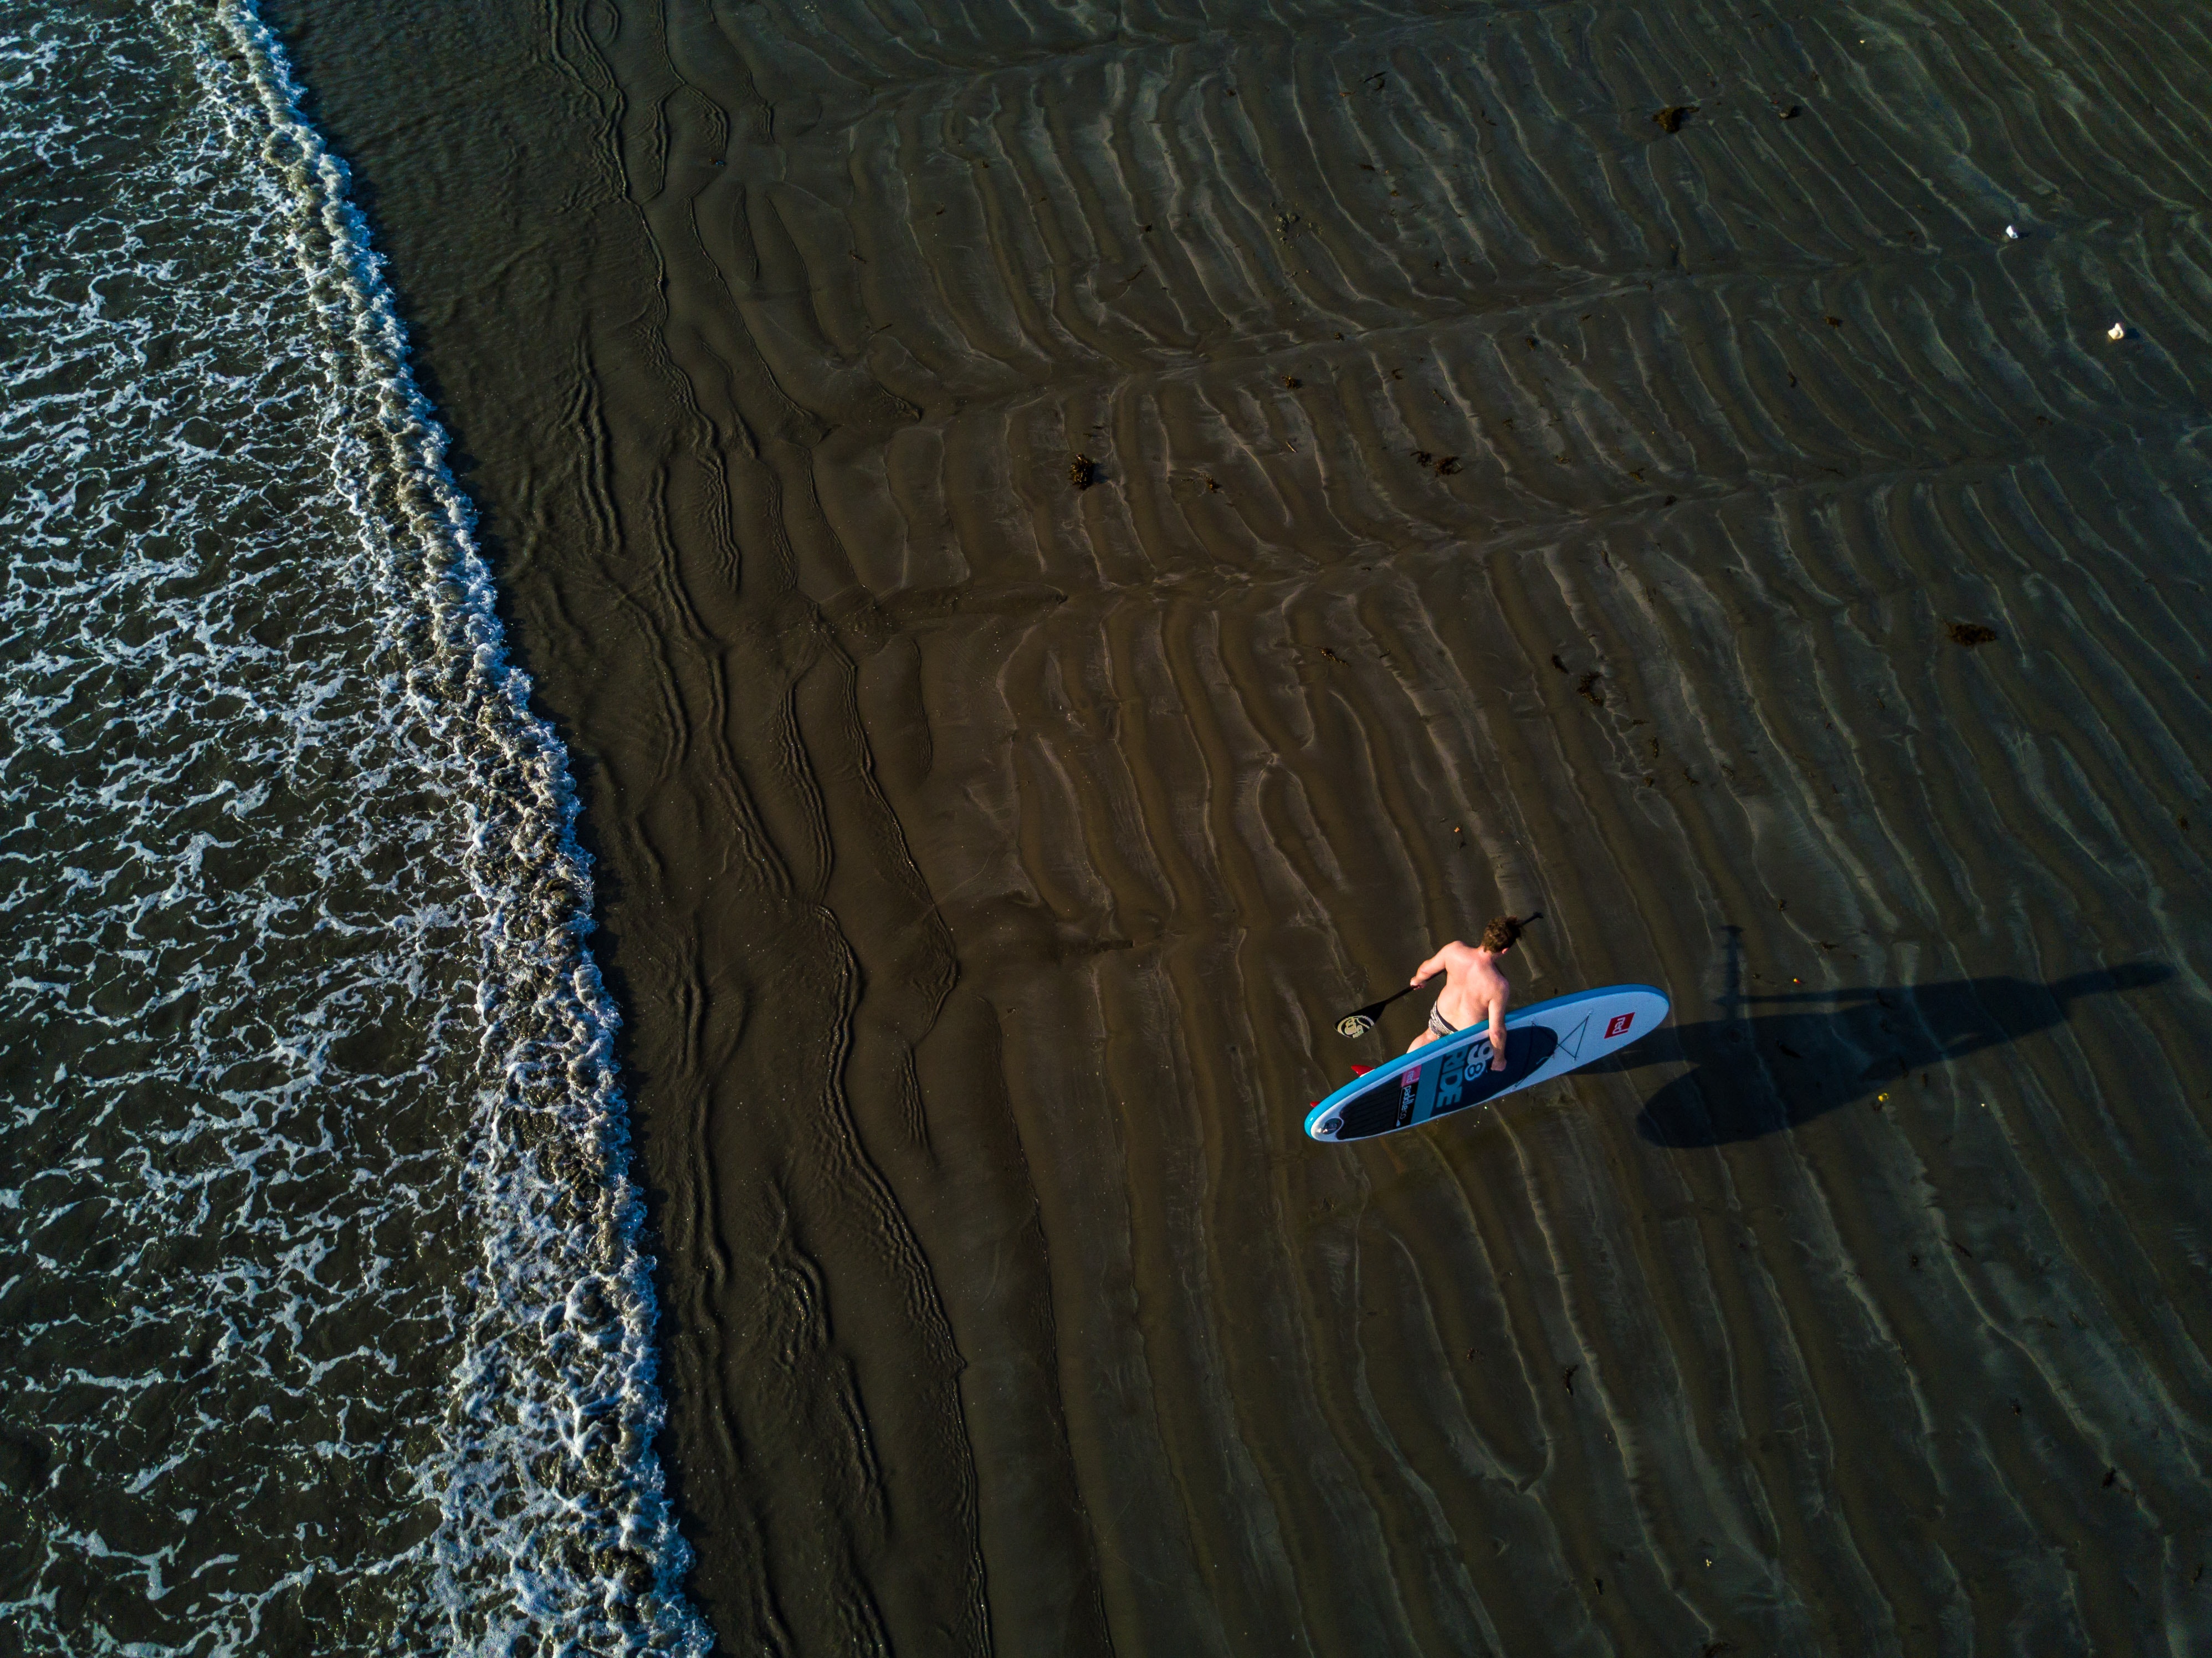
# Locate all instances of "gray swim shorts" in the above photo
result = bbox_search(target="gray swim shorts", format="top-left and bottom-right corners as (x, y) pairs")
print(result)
(1427, 1002), (1458, 1038)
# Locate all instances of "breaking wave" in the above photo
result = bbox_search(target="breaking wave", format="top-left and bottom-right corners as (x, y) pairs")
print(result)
(0, 1), (708, 1650)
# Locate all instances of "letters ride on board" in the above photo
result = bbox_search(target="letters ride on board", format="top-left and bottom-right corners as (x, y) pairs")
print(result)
(1304, 984), (1670, 1144)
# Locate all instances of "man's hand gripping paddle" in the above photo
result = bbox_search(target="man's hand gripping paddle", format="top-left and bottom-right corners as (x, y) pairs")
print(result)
(1334, 910), (1543, 1037)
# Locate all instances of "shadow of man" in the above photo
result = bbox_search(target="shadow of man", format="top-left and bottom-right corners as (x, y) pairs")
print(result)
(1623, 935), (2171, 1147)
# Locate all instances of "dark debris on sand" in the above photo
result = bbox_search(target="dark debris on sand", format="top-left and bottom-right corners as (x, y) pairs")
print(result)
(1948, 622), (2000, 648)
(1654, 105), (1698, 133)
(1069, 454), (1098, 490)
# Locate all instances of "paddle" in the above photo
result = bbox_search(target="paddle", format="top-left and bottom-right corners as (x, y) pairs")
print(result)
(1335, 912), (1544, 1037)
(1334, 984), (1419, 1038)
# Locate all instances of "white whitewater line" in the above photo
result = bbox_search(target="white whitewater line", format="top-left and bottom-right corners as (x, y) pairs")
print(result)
(204, 3), (711, 1649)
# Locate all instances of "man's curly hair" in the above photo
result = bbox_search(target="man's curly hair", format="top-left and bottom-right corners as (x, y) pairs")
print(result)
(1479, 914), (1523, 953)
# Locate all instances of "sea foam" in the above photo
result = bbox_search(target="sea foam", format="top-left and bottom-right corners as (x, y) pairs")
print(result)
(0, 2), (708, 1651)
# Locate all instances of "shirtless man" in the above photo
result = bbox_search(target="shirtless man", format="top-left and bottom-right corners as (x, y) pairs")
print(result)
(1406, 915), (1523, 1065)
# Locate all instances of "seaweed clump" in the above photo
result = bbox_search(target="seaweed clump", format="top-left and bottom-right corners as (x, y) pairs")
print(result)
(1947, 622), (1999, 648)
(1653, 105), (1698, 134)
(1069, 454), (1098, 490)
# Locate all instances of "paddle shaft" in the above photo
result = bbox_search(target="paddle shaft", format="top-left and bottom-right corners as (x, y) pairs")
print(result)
(1351, 982), (1420, 1022)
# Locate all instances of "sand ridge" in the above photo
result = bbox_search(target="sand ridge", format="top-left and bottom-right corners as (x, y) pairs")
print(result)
(275, 0), (2212, 1648)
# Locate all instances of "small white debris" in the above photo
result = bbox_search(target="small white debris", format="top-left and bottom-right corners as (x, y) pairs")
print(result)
(2004, 224), (2020, 240)
(2108, 322), (2126, 341)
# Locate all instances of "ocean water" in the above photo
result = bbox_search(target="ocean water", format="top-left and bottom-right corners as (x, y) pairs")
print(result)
(0, 2), (706, 1650)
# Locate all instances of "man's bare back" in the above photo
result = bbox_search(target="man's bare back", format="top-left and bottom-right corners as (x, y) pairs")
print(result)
(1407, 917), (1523, 1066)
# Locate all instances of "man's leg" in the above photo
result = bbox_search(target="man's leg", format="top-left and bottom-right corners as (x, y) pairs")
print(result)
(1407, 1002), (1453, 1052)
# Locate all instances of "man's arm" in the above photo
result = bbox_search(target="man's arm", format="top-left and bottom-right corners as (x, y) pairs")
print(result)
(1486, 997), (1509, 1069)
(1410, 945), (1452, 986)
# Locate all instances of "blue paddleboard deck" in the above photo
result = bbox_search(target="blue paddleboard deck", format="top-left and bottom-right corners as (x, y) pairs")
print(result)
(1305, 984), (1668, 1144)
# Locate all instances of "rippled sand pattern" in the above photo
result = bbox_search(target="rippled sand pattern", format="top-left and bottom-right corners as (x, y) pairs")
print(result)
(288, 0), (2212, 1648)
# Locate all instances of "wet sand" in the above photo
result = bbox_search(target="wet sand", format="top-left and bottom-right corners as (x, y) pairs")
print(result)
(278, 0), (2212, 1649)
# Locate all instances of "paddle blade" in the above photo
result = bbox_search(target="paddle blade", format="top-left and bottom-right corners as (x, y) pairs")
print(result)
(1337, 1012), (1376, 1038)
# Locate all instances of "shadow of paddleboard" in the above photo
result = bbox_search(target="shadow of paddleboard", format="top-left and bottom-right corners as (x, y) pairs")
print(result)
(1627, 958), (2172, 1147)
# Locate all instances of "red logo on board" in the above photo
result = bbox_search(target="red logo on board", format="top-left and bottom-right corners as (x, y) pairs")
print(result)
(1605, 1012), (1635, 1038)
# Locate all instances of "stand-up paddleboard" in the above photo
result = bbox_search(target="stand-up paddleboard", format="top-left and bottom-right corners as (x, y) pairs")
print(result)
(1305, 984), (1669, 1144)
